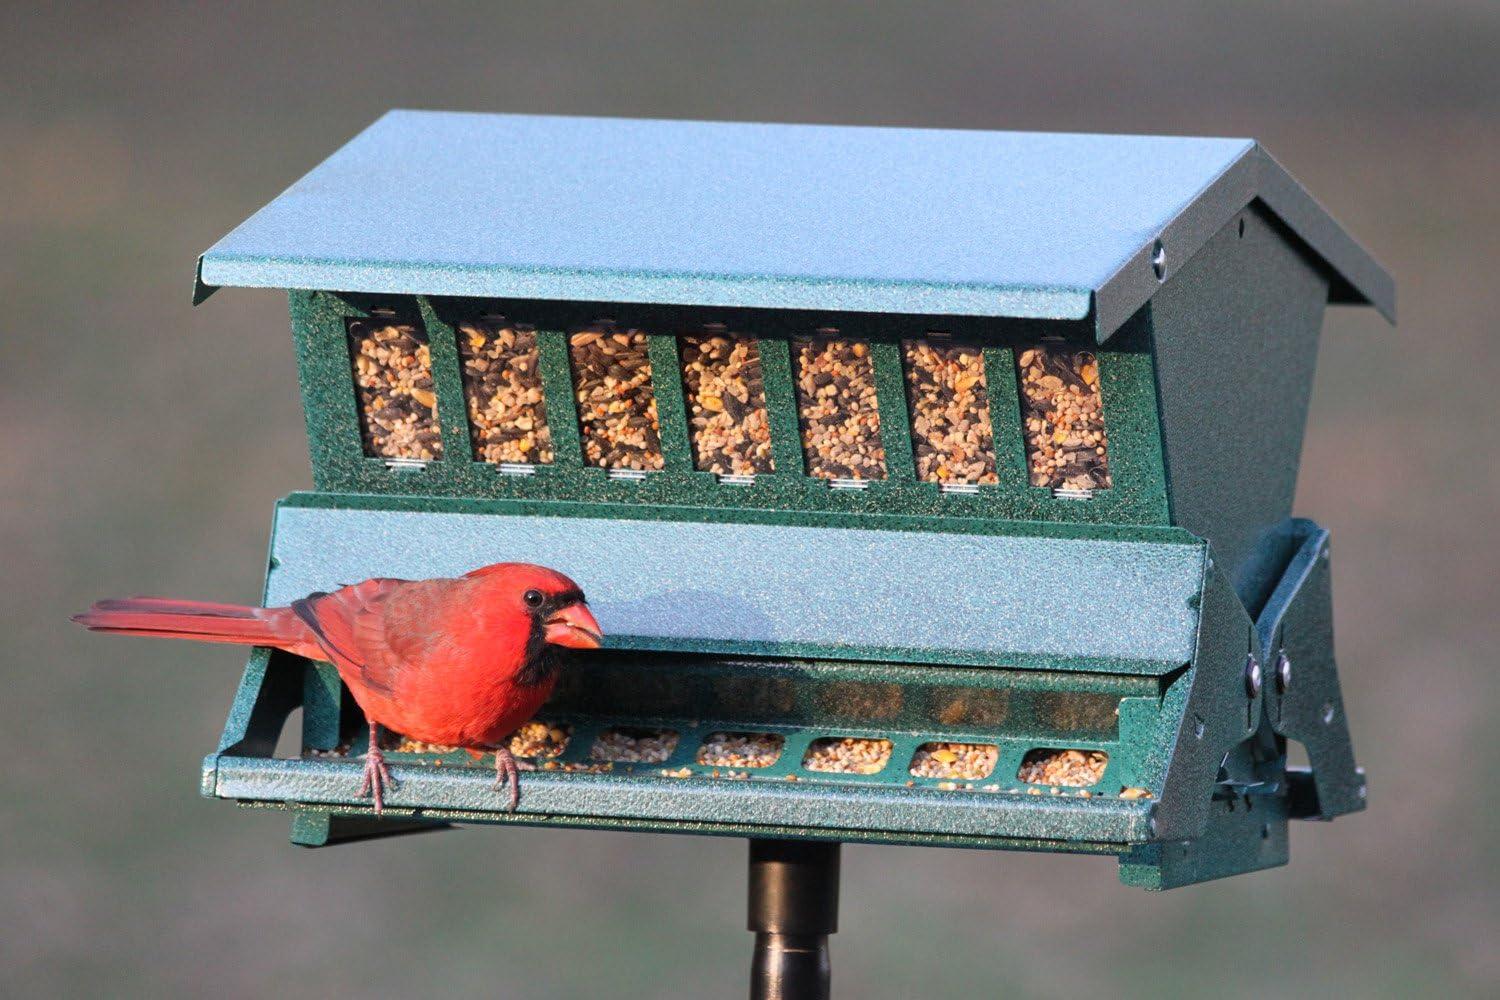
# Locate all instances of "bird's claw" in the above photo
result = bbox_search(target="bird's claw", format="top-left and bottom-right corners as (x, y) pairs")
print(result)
(359, 746), (396, 815)
(492, 746), (530, 813)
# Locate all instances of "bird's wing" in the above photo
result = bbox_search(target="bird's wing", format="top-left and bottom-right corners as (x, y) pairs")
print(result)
(291, 577), (454, 697)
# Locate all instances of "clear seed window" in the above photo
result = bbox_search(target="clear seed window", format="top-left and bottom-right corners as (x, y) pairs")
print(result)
(902, 338), (998, 485)
(680, 330), (774, 475)
(568, 325), (665, 471)
(1017, 748), (1108, 787)
(1017, 344), (1111, 490)
(908, 741), (998, 780)
(458, 319), (553, 465)
(802, 737), (892, 775)
(793, 336), (886, 480)
(591, 727), (680, 763)
(347, 317), (442, 461)
(697, 732), (785, 768)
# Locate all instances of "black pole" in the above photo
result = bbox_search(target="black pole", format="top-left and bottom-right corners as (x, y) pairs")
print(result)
(747, 838), (841, 1000)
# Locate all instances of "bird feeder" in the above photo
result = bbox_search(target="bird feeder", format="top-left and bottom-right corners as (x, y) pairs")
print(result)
(194, 112), (1391, 898)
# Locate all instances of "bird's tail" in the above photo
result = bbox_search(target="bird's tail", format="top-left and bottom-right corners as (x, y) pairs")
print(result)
(72, 596), (302, 647)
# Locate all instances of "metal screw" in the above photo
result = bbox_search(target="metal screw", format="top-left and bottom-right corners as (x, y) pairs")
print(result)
(1151, 240), (1167, 280)
(1193, 715), (1206, 740)
(1322, 701), (1336, 725)
(1275, 651), (1292, 693)
(1244, 654), (1262, 699)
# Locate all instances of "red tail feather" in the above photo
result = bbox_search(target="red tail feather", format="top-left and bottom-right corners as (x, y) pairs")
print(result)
(72, 597), (303, 648)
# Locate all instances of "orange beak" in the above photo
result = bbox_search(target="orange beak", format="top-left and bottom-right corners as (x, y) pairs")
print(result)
(544, 602), (604, 649)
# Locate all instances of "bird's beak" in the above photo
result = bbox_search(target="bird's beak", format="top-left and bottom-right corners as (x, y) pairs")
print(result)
(544, 602), (603, 649)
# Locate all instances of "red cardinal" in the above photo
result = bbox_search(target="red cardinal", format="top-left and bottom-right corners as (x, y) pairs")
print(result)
(73, 562), (603, 813)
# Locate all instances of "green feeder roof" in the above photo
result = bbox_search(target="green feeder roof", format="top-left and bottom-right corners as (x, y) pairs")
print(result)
(195, 111), (1393, 339)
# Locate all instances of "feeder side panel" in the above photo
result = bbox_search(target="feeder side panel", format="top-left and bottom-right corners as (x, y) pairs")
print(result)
(1148, 206), (1330, 596)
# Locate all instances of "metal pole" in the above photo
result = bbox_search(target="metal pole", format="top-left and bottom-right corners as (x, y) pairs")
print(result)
(747, 838), (841, 1000)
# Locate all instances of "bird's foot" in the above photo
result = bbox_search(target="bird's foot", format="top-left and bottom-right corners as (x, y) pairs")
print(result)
(359, 745), (396, 815)
(492, 746), (534, 813)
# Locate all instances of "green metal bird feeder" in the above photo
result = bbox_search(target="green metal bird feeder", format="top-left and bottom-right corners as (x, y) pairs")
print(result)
(191, 110), (1391, 992)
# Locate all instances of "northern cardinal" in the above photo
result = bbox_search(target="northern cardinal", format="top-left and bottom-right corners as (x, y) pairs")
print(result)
(73, 562), (603, 813)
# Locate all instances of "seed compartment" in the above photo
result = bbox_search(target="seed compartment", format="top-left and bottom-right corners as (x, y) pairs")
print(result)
(680, 332), (774, 475)
(909, 741), (998, 780)
(590, 727), (680, 763)
(1017, 748), (1108, 787)
(801, 737), (893, 775)
(793, 336), (886, 480)
(902, 339), (998, 485)
(347, 317), (442, 460)
(508, 720), (572, 759)
(569, 326), (664, 471)
(697, 731), (785, 768)
(458, 319), (553, 465)
(1017, 344), (1110, 490)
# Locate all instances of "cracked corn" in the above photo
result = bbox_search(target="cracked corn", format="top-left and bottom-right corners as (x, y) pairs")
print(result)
(903, 340), (998, 484)
(680, 332), (774, 475)
(458, 319), (553, 464)
(590, 727), (679, 763)
(793, 337), (886, 479)
(909, 742), (998, 780)
(697, 732), (784, 768)
(1017, 344), (1110, 490)
(569, 326), (664, 470)
(348, 318), (442, 459)
(801, 737), (892, 775)
(1016, 748), (1108, 787)
(508, 721), (571, 758)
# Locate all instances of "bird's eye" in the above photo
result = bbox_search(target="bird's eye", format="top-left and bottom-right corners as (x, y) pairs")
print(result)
(523, 589), (545, 609)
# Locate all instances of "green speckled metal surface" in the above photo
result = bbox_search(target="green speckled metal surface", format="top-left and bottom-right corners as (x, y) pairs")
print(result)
(193, 112), (1393, 338)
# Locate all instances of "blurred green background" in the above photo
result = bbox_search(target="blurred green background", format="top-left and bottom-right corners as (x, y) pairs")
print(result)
(4, 3), (1496, 997)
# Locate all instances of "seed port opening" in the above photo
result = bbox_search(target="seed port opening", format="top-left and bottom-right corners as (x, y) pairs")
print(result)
(902, 338), (998, 486)
(347, 317), (442, 460)
(569, 325), (664, 471)
(458, 318), (554, 465)
(590, 726), (680, 764)
(792, 336), (886, 480)
(1017, 748), (1109, 787)
(802, 737), (893, 775)
(1016, 345), (1111, 491)
(508, 721), (572, 759)
(909, 741), (998, 780)
(680, 332), (774, 475)
(697, 731), (785, 769)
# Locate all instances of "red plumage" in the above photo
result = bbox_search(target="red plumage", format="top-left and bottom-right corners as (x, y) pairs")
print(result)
(73, 562), (602, 812)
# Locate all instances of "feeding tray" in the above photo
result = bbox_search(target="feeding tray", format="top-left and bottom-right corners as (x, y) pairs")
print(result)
(195, 112), (1389, 889)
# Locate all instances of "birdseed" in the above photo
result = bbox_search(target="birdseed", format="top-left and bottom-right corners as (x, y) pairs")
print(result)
(457, 319), (553, 464)
(902, 340), (998, 485)
(908, 741), (999, 780)
(801, 737), (892, 775)
(696, 731), (785, 769)
(393, 738), (457, 754)
(1016, 748), (1109, 787)
(348, 318), (442, 460)
(792, 337), (886, 480)
(1017, 344), (1110, 490)
(680, 332), (774, 475)
(590, 727), (680, 763)
(569, 326), (664, 471)
(1118, 786), (1153, 800)
(508, 721), (572, 758)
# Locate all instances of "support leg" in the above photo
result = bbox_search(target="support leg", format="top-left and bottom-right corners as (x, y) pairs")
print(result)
(747, 839), (840, 1000)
